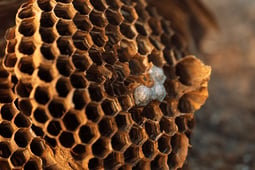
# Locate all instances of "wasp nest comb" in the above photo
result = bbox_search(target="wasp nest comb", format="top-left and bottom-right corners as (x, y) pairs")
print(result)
(0, 0), (211, 169)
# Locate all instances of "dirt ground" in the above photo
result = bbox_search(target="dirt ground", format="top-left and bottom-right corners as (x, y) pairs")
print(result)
(184, 0), (255, 169)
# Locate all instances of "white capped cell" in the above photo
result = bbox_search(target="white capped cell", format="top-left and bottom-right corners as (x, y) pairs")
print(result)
(151, 82), (167, 102)
(149, 66), (166, 84)
(134, 85), (152, 106)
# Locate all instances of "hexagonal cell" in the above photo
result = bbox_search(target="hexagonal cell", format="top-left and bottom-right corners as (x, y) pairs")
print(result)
(88, 84), (104, 102)
(73, 90), (90, 110)
(4, 53), (17, 68)
(159, 117), (177, 136)
(14, 129), (32, 148)
(104, 152), (124, 169)
(129, 108), (145, 125)
(111, 131), (130, 152)
(89, 10), (107, 27)
(18, 57), (35, 75)
(72, 51), (92, 71)
(57, 56), (74, 76)
(16, 81), (32, 98)
(45, 135), (57, 148)
(73, 0), (91, 15)
(18, 99), (33, 116)
(33, 107), (48, 123)
(102, 51), (118, 65)
(101, 98), (121, 116)
(85, 102), (104, 123)
(92, 137), (111, 158)
(159, 101), (175, 117)
(90, 0), (106, 11)
(142, 140), (156, 159)
(142, 103), (162, 121)
(14, 113), (31, 128)
(63, 110), (81, 131)
(31, 124), (44, 137)
(40, 43), (57, 60)
(30, 138), (46, 156)
(136, 35), (153, 55)
(120, 5), (138, 23)
(10, 149), (29, 167)
(71, 144), (87, 160)
(105, 24), (122, 46)
(90, 28), (106, 47)
(124, 146), (141, 164)
(1, 103), (16, 121)
(118, 39), (137, 62)
(18, 18), (36, 37)
(40, 12), (57, 28)
(129, 125), (147, 146)
(34, 86), (50, 105)
(56, 19), (76, 36)
(59, 131), (75, 148)
(47, 120), (62, 136)
(120, 23), (136, 39)
(24, 159), (40, 170)
(88, 158), (103, 170)
(79, 124), (97, 144)
(57, 37), (75, 55)
(18, 4), (35, 19)
(148, 49), (165, 67)
(115, 112), (133, 131)
(144, 120), (161, 141)
(0, 142), (12, 158)
(73, 31), (93, 51)
(54, 3), (76, 19)
(118, 95), (134, 112)
(70, 72), (87, 89)
(88, 49), (104, 65)
(135, 21), (150, 36)
(105, 0), (121, 10)
(39, 27), (57, 43)
(158, 134), (172, 154)
(73, 13), (92, 31)
(129, 55), (147, 75)
(48, 98), (66, 118)
(175, 117), (187, 133)
(98, 117), (117, 137)
(38, 64), (54, 82)
(37, 0), (54, 12)
(134, 2), (149, 22)
(6, 39), (17, 53)
(151, 154), (168, 170)
(56, 77), (72, 97)
(105, 9), (122, 25)
(86, 64), (111, 83)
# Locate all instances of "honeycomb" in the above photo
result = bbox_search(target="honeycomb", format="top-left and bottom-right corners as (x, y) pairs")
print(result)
(0, 0), (211, 169)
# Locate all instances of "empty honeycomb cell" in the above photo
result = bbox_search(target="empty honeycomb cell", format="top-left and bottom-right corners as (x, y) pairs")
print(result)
(48, 99), (66, 118)
(88, 84), (104, 102)
(39, 27), (57, 43)
(59, 131), (75, 148)
(158, 134), (172, 154)
(98, 117), (117, 137)
(175, 117), (187, 132)
(90, 28), (107, 47)
(159, 117), (177, 135)
(4, 53), (17, 68)
(37, 0), (54, 12)
(124, 146), (141, 164)
(129, 108), (145, 125)
(73, 90), (90, 109)
(89, 50), (104, 67)
(18, 57), (35, 75)
(111, 131), (130, 152)
(5, 27), (16, 40)
(18, 99), (33, 116)
(92, 137), (110, 158)
(56, 57), (74, 77)
(144, 120), (161, 141)
(18, 38), (36, 55)
(89, 10), (107, 28)
(44, 135), (57, 148)
(40, 12), (57, 28)
(70, 72), (87, 88)
(105, 24), (122, 46)
(47, 120), (61, 136)
(73, 31), (93, 51)
(115, 112), (133, 131)
(57, 37), (75, 55)
(142, 140), (156, 159)
(101, 98), (121, 116)
(86, 64), (111, 83)
(54, 3), (76, 19)
(14, 129), (31, 148)
(104, 152), (124, 169)
(114, 63), (130, 81)
(88, 158), (103, 170)
(90, 0), (107, 11)
(63, 110), (81, 131)
(105, 9), (122, 25)
(149, 37), (164, 51)
(120, 23), (136, 39)
(31, 124), (44, 137)
(79, 124), (97, 144)
(33, 107), (48, 123)
(0, 121), (13, 138)
(159, 102), (175, 117)
(34, 86), (50, 105)
(142, 104), (162, 121)
(73, 0), (91, 15)
(129, 125), (147, 146)
(24, 159), (40, 170)
(6, 39), (17, 53)
(151, 154), (167, 170)
(30, 138), (45, 156)
(118, 95), (133, 112)
(136, 35), (153, 55)
(18, 18), (36, 37)
(118, 39), (137, 62)
(148, 18), (162, 36)
(14, 113), (31, 128)
(16, 81), (32, 97)
(72, 52), (92, 71)
(85, 102), (103, 123)
(105, 0), (121, 10)
(73, 14), (92, 31)
(56, 19), (76, 36)
(71, 144), (87, 160)
(121, 5), (138, 23)
(18, 4), (35, 19)
(56, 77), (72, 97)
(38, 65), (54, 82)
(40, 43), (57, 60)
(148, 49), (164, 67)
(135, 22), (150, 36)
(129, 55), (147, 75)
(0, 142), (12, 158)
(1, 104), (16, 121)
(10, 150), (29, 167)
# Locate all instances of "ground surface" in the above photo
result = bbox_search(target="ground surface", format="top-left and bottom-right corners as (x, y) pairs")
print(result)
(184, 0), (255, 169)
